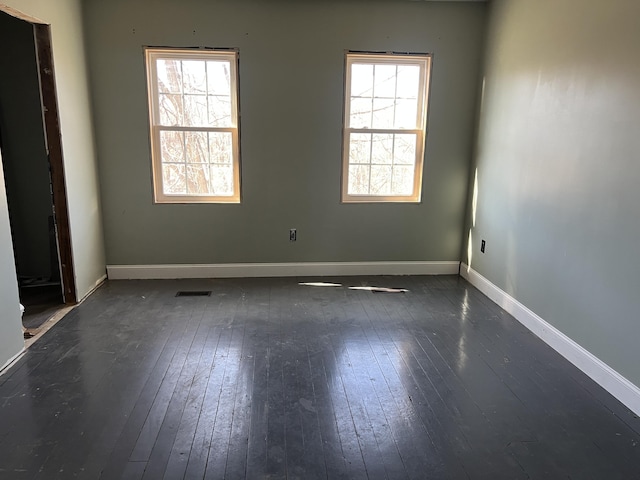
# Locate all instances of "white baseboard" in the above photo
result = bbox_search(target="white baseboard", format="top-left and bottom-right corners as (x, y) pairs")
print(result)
(0, 347), (25, 377)
(460, 263), (640, 417)
(78, 274), (107, 303)
(106, 261), (460, 280)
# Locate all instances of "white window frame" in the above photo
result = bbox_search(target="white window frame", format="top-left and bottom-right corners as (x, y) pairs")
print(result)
(145, 47), (241, 204)
(341, 53), (431, 203)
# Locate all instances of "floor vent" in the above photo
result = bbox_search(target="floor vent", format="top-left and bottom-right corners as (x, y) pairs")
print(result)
(175, 291), (212, 297)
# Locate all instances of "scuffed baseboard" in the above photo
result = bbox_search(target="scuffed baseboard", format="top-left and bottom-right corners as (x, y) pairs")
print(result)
(77, 274), (107, 303)
(0, 347), (25, 377)
(106, 261), (460, 280)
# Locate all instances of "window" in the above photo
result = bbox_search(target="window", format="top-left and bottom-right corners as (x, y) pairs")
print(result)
(342, 53), (431, 203)
(145, 48), (240, 203)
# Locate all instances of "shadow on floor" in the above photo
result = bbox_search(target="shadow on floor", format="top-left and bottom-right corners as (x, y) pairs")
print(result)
(20, 283), (64, 332)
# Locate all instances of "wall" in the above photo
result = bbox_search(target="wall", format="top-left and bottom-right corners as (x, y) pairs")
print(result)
(83, 0), (486, 266)
(466, 0), (640, 387)
(0, 13), (55, 280)
(1, 0), (106, 299)
(0, 149), (24, 370)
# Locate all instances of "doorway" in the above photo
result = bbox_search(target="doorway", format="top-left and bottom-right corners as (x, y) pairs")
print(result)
(0, 8), (76, 336)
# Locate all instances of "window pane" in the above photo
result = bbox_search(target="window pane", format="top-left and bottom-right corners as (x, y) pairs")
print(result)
(392, 165), (415, 195)
(185, 132), (208, 163)
(186, 164), (210, 194)
(350, 97), (372, 128)
(348, 165), (370, 195)
(209, 132), (233, 164)
(349, 133), (371, 165)
(210, 165), (234, 195)
(159, 94), (183, 125)
(351, 64), (373, 98)
(342, 54), (428, 202)
(208, 95), (232, 127)
(396, 65), (420, 98)
(373, 64), (396, 98)
(207, 61), (231, 95)
(162, 164), (186, 194)
(370, 165), (392, 195)
(156, 59), (182, 93)
(148, 50), (242, 202)
(160, 131), (184, 163)
(182, 60), (206, 94)
(395, 99), (418, 129)
(372, 98), (394, 129)
(393, 134), (416, 165)
(184, 94), (208, 126)
(371, 134), (393, 164)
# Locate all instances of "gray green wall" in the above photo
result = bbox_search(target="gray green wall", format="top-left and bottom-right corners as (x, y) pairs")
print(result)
(83, 0), (486, 265)
(0, 149), (24, 369)
(0, 13), (55, 280)
(465, 0), (640, 387)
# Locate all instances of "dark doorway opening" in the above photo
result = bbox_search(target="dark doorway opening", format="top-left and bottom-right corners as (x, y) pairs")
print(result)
(0, 7), (76, 336)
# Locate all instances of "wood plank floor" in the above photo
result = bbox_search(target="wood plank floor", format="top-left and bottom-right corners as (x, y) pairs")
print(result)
(1, 275), (639, 479)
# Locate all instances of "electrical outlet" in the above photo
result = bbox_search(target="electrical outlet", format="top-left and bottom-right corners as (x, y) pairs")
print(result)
(289, 228), (297, 242)
(481, 239), (486, 253)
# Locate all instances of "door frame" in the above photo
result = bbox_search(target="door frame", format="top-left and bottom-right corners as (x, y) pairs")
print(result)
(0, 6), (76, 304)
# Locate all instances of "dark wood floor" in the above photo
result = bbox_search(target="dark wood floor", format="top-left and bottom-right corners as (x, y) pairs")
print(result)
(1, 276), (639, 479)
